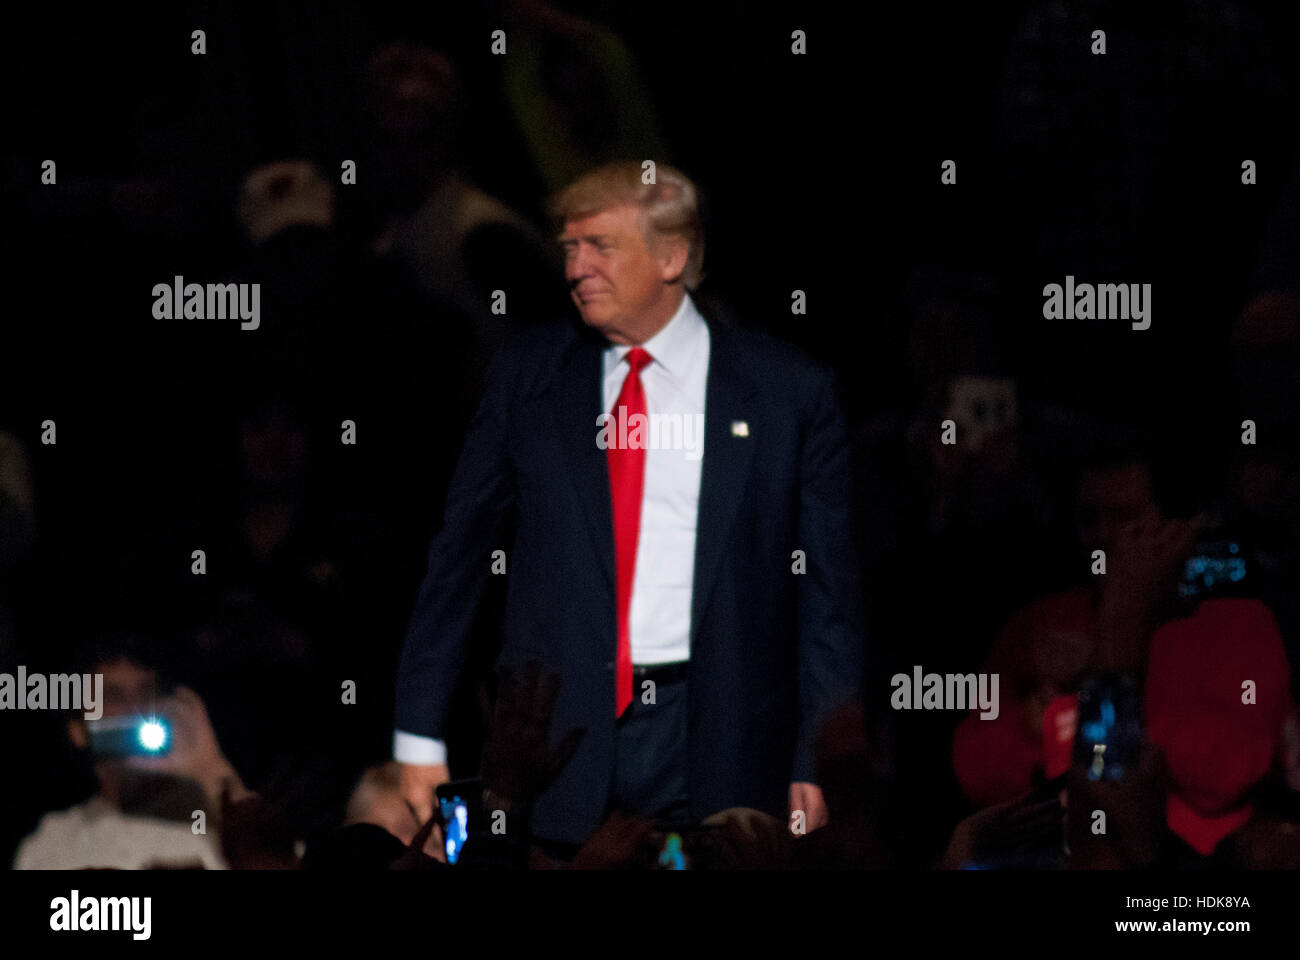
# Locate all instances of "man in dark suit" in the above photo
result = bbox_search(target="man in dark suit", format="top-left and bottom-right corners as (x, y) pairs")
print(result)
(393, 161), (864, 854)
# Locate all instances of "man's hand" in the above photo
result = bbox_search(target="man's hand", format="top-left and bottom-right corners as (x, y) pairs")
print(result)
(788, 781), (828, 836)
(123, 685), (249, 809)
(398, 762), (450, 859)
(1095, 516), (1203, 671)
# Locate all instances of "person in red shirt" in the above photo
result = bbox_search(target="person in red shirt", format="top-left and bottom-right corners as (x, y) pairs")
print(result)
(954, 442), (1297, 858)
(954, 446), (1195, 807)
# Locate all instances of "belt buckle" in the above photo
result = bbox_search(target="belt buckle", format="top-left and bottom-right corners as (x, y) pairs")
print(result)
(633, 661), (686, 684)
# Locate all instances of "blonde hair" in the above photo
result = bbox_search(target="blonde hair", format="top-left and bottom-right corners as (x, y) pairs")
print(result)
(546, 161), (706, 290)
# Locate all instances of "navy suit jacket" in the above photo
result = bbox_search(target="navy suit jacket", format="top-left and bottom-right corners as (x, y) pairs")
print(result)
(394, 300), (866, 845)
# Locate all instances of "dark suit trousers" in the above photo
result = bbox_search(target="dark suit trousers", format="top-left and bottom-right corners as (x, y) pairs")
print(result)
(605, 673), (691, 824)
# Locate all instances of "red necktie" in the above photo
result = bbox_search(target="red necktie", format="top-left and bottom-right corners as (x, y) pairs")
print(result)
(608, 347), (653, 718)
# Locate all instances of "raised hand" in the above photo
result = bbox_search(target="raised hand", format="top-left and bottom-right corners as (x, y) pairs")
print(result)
(480, 658), (586, 813)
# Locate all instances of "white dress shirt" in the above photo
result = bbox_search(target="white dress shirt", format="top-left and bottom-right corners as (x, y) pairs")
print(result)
(394, 292), (710, 767)
(603, 291), (709, 663)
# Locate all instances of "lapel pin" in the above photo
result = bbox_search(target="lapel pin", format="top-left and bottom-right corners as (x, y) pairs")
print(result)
(731, 420), (749, 437)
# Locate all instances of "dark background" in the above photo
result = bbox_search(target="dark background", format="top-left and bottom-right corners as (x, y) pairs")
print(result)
(3, 0), (1299, 868)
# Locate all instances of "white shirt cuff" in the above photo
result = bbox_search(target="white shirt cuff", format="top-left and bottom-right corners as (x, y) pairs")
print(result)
(393, 730), (447, 766)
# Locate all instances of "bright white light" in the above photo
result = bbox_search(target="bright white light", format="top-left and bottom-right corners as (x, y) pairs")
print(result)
(138, 720), (168, 752)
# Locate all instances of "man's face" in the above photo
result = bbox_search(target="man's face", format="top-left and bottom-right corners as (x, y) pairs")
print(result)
(560, 203), (679, 345)
(97, 658), (161, 718)
(1078, 463), (1163, 556)
(67, 657), (160, 760)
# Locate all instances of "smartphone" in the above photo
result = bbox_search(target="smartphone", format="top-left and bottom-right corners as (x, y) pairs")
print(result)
(655, 827), (686, 868)
(86, 716), (172, 759)
(435, 779), (483, 865)
(1072, 673), (1141, 781)
(650, 822), (731, 870)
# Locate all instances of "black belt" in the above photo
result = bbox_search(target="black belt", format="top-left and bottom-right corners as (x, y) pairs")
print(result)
(631, 660), (689, 685)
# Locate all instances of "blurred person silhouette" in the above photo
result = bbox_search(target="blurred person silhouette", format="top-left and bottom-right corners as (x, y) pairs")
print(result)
(0, 431), (36, 669)
(1065, 636), (1291, 871)
(180, 392), (345, 663)
(233, 156), (465, 409)
(495, 0), (671, 194)
(858, 273), (1063, 673)
(0, 430), (38, 865)
(13, 632), (249, 869)
(233, 155), (487, 662)
(854, 273), (1062, 865)
(1219, 813), (1300, 869)
(1003, 597), (1294, 869)
(171, 392), (392, 837)
(954, 423), (1297, 861)
(359, 42), (569, 379)
(1143, 597), (1295, 859)
(1233, 166), (1300, 707)
(301, 823), (409, 871)
(788, 701), (891, 869)
(953, 430), (1204, 809)
(939, 792), (1066, 870)
(234, 158), (344, 370)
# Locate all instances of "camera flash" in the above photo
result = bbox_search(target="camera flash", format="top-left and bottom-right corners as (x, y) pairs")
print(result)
(138, 720), (168, 752)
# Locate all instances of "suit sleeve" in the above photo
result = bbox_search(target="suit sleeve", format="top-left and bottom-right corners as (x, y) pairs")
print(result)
(393, 342), (520, 746)
(791, 368), (867, 784)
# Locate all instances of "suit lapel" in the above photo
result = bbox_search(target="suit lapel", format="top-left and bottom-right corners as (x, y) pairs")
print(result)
(552, 334), (616, 595)
(691, 319), (759, 642)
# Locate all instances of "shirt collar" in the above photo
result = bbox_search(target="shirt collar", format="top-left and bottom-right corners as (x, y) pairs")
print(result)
(608, 292), (705, 379)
